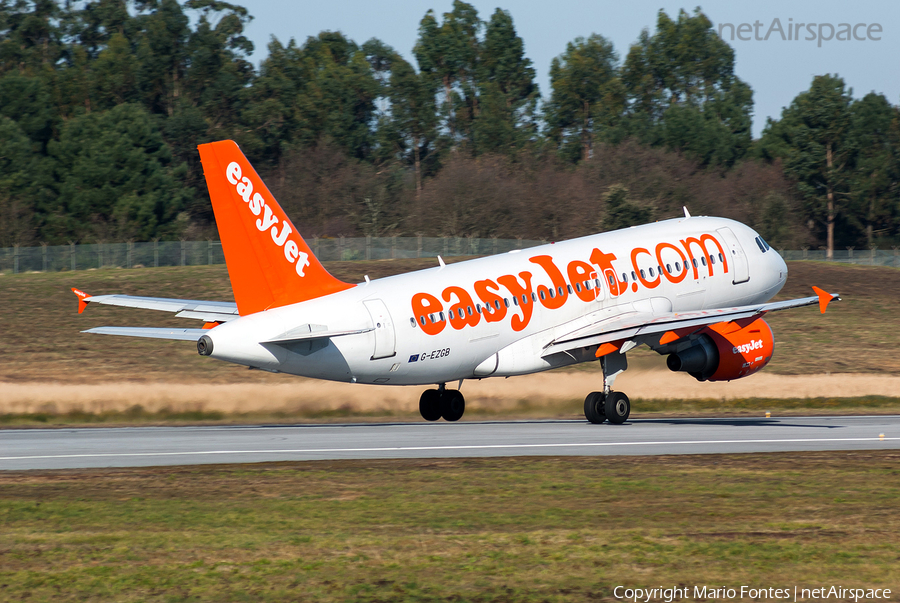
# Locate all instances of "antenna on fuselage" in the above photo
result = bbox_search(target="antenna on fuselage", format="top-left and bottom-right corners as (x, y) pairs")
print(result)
(683, 206), (691, 219)
(437, 255), (446, 268)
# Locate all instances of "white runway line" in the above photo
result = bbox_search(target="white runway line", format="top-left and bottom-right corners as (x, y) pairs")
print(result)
(2, 436), (897, 462)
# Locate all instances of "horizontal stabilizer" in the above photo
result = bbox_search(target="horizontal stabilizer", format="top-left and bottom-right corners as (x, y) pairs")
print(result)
(82, 327), (208, 341)
(73, 290), (239, 323)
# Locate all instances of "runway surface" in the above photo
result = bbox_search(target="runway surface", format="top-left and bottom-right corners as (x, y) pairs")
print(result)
(1, 415), (898, 470)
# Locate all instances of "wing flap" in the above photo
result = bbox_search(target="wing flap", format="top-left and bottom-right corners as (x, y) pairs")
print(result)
(82, 327), (207, 341)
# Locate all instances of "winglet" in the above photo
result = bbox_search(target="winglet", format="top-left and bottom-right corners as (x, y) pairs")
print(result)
(811, 286), (839, 314)
(71, 288), (89, 314)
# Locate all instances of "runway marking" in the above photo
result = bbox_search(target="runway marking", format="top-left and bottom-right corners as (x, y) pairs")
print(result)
(1, 436), (897, 462)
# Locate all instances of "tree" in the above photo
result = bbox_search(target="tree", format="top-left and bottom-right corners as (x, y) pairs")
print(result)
(45, 103), (191, 243)
(621, 9), (752, 166)
(544, 34), (621, 162)
(471, 8), (538, 155)
(385, 53), (437, 200)
(0, 116), (37, 246)
(847, 93), (897, 247)
(759, 75), (853, 258)
(413, 1), (480, 144)
(601, 184), (652, 231)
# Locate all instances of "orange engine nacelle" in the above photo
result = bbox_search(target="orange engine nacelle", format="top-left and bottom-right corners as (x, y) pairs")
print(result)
(666, 318), (774, 382)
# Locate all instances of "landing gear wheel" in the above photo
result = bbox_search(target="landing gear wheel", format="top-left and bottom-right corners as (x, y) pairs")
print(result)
(419, 389), (442, 421)
(440, 390), (465, 422)
(583, 392), (606, 424)
(604, 391), (630, 425)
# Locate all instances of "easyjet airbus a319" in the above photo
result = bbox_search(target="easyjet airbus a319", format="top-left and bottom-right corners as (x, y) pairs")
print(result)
(73, 140), (839, 424)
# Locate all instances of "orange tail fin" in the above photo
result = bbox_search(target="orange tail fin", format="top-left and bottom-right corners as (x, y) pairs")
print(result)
(198, 140), (353, 315)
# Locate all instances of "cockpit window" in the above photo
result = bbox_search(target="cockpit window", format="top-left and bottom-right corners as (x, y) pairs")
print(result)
(755, 236), (768, 253)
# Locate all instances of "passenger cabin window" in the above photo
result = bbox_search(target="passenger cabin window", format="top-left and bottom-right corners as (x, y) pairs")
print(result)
(718, 253), (724, 262)
(532, 292), (538, 302)
(666, 263), (672, 273)
(566, 285), (573, 295)
(640, 269), (646, 280)
(575, 283), (582, 292)
(439, 311), (445, 322)
(504, 298), (510, 308)
(522, 294), (528, 304)
(649, 267), (655, 277)
(701, 256), (707, 266)
(419, 316), (426, 326)
(410, 318), (416, 327)
(692, 258), (698, 268)
(710, 255), (716, 265)
(476, 304), (482, 313)
(540, 290), (546, 300)
(429, 313), (436, 323)
(675, 262), (681, 272)
(467, 306), (473, 315)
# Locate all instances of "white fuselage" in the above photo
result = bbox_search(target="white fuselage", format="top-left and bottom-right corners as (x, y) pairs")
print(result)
(205, 217), (787, 386)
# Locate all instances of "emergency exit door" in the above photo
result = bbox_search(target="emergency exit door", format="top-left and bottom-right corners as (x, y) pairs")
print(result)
(363, 299), (396, 359)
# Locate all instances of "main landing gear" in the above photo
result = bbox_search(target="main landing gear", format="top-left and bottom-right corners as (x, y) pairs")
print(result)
(584, 349), (631, 425)
(419, 384), (465, 422)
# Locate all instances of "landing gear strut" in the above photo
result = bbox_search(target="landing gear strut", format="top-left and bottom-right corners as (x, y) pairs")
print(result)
(583, 349), (631, 425)
(419, 384), (465, 422)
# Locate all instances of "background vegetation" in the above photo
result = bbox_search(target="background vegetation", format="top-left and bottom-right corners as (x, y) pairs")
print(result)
(1, 1), (898, 252)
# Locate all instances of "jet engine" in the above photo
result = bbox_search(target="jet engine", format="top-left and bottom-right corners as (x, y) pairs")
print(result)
(666, 318), (774, 382)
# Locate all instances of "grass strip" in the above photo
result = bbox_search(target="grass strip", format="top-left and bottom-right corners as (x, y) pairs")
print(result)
(1, 452), (898, 601)
(1, 396), (899, 428)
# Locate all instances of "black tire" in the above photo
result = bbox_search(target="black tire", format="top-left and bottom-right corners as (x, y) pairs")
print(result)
(583, 392), (606, 424)
(440, 390), (465, 422)
(604, 391), (630, 424)
(419, 389), (442, 421)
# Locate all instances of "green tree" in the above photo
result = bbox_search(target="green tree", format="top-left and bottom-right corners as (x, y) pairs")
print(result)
(0, 0), (64, 76)
(758, 75), (853, 258)
(621, 9), (752, 166)
(45, 103), (191, 243)
(413, 1), (480, 144)
(471, 8), (538, 155)
(601, 184), (652, 231)
(386, 52), (438, 200)
(0, 116), (37, 245)
(545, 34), (622, 162)
(847, 93), (898, 247)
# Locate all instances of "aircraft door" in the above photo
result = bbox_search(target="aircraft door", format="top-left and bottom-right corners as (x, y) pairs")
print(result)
(716, 227), (750, 284)
(363, 299), (396, 359)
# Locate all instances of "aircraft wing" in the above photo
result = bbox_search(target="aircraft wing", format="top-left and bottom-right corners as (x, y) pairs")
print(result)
(72, 288), (239, 323)
(542, 287), (839, 357)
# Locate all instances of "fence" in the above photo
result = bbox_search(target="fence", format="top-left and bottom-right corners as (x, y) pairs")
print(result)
(0, 237), (544, 273)
(0, 239), (898, 273)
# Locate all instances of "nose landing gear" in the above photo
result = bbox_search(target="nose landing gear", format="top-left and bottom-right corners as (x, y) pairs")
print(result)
(419, 384), (465, 422)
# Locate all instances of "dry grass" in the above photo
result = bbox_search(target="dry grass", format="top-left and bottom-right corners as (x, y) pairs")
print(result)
(1, 452), (898, 601)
